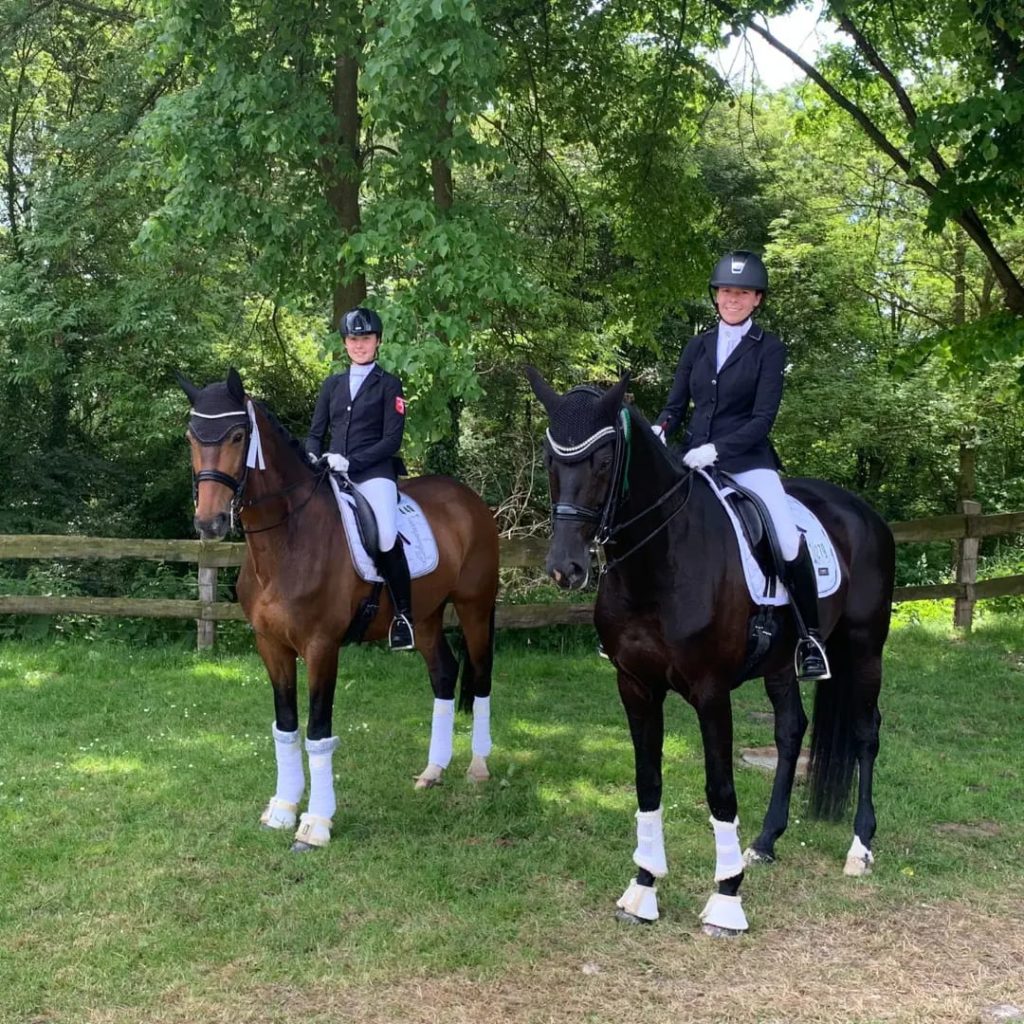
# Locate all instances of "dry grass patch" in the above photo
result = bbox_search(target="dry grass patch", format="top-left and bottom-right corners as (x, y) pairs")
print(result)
(85, 896), (1024, 1024)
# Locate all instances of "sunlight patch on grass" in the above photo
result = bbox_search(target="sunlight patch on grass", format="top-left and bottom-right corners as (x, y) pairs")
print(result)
(505, 719), (573, 740)
(70, 755), (144, 776)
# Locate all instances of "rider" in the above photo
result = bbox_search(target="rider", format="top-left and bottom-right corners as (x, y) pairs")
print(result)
(306, 306), (415, 651)
(652, 250), (830, 680)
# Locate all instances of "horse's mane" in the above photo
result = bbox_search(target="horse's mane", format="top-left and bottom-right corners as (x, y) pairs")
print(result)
(623, 399), (684, 477)
(252, 399), (315, 472)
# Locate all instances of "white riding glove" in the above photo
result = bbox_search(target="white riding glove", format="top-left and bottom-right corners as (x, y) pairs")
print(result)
(325, 453), (350, 473)
(307, 451), (321, 466)
(683, 443), (718, 469)
(651, 424), (667, 445)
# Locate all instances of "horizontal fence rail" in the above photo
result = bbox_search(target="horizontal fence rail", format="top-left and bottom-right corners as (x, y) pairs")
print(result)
(2, 506), (1022, 647)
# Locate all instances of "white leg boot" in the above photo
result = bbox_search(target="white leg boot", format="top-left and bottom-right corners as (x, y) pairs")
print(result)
(415, 698), (454, 789)
(294, 736), (339, 848)
(468, 695), (491, 782)
(260, 724), (304, 830)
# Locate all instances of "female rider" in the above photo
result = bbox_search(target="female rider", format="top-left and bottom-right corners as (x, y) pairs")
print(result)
(652, 251), (829, 680)
(306, 307), (414, 651)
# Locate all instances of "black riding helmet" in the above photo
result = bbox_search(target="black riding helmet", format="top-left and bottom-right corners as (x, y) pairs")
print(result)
(339, 306), (384, 338)
(709, 250), (768, 293)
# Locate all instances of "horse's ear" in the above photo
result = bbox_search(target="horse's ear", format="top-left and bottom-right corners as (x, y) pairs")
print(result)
(524, 365), (561, 415)
(599, 371), (631, 416)
(175, 370), (200, 404)
(226, 367), (246, 405)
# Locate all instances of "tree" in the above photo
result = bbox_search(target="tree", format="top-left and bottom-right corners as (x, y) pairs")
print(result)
(712, 0), (1024, 328)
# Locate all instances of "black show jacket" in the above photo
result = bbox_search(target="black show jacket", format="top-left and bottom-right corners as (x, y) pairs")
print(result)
(654, 322), (786, 473)
(305, 365), (407, 483)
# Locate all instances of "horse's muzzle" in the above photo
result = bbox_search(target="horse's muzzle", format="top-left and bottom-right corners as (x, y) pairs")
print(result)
(194, 512), (229, 541)
(546, 556), (590, 590)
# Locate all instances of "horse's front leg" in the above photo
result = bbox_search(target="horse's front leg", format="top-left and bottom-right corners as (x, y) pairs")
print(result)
(292, 639), (341, 853)
(745, 669), (808, 865)
(412, 611), (459, 789)
(255, 634), (303, 834)
(615, 675), (667, 925)
(692, 688), (749, 937)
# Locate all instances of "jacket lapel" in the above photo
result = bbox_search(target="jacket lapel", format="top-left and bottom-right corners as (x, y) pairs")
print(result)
(350, 365), (383, 406)
(717, 323), (764, 376)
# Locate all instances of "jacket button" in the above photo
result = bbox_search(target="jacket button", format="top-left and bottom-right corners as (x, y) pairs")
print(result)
(711, 379), (717, 385)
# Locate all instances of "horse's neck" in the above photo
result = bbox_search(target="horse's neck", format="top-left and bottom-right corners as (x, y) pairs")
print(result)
(612, 439), (729, 591)
(239, 412), (320, 554)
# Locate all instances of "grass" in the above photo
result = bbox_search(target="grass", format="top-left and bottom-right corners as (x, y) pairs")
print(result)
(1, 611), (1023, 1023)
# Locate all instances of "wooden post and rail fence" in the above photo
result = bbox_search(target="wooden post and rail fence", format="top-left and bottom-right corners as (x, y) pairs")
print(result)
(1, 502), (1022, 649)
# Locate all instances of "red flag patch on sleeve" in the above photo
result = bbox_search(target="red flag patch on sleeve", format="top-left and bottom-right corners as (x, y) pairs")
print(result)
(395, 396), (406, 414)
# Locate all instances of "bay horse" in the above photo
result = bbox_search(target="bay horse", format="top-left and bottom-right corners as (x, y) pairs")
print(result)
(178, 368), (499, 851)
(526, 368), (895, 935)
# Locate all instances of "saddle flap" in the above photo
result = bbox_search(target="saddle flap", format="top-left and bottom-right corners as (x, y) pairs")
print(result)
(333, 474), (380, 556)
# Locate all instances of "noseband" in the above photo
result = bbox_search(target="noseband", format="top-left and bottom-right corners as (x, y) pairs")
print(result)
(546, 394), (692, 574)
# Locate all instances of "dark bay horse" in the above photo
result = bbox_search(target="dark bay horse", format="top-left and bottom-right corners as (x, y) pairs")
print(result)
(527, 368), (895, 935)
(179, 369), (499, 850)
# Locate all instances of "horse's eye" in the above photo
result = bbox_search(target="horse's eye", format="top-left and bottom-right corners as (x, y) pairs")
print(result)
(230, 429), (245, 444)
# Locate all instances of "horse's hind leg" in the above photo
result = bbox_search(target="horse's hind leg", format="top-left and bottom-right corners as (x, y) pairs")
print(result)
(412, 608), (459, 789)
(842, 629), (883, 877)
(255, 634), (303, 834)
(745, 669), (808, 865)
(452, 596), (496, 783)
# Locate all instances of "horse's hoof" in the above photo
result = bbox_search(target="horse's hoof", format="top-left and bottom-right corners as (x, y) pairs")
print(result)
(615, 909), (654, 926)
(844, 855), (873, 877)
(290, 840), (318, 853)
(743, 846), (774, 867)
(466, 755), (490, 783)
(414, 764), (444, 789)
(701, 923), (744, 939)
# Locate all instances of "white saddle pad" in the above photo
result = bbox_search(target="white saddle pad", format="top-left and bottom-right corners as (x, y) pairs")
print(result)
(328, 476), (439, 583)
(698, 470), (842, 607)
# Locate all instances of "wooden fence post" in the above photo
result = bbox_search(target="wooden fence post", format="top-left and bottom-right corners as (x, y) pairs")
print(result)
(197, 554), (218, 651)
(954, 499), (981, 631)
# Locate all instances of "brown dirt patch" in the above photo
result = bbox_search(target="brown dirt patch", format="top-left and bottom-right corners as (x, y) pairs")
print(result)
(934, 821), (1003, 838)
(86, 896), (1024, 1024)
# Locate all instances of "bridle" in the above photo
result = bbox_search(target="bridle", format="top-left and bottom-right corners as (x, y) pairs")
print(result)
(545, 391), (694, 574)
(188, 404), (328, 535)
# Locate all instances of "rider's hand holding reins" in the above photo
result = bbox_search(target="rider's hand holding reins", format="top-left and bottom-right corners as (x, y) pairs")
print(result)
(683, 443), (718, 470)
(325, 453), (350, 473)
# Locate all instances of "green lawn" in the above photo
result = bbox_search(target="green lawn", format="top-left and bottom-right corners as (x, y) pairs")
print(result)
(1, 611), (1022, 1023)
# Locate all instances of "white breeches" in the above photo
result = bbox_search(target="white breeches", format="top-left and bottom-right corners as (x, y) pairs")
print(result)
(729, 468), (800, 561)
(353, 476), (399, 552)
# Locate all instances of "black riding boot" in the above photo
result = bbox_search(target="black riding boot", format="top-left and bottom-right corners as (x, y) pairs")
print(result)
(378, 543), (415, 651)
(783, 539), (831, 680)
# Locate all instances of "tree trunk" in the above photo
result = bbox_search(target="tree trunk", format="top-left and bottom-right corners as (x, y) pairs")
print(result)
(327, 50), (366, 326)
(425, 90), (462, 476)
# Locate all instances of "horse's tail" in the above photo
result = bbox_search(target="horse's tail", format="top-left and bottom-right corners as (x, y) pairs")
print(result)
(807, 670), (857, 821)
(457, 604), (495, 714)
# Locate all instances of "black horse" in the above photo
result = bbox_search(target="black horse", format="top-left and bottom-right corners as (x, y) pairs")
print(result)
(527, 368), (895, 935)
